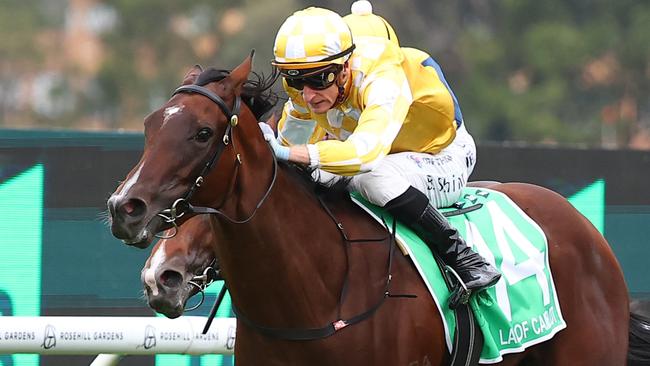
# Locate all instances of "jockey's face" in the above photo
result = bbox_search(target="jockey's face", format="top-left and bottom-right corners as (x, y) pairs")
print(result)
(301, 63), (349, 114)
(302, 83), (339, 113)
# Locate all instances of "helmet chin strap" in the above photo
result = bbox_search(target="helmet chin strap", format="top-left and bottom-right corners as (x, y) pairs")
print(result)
(333, 64), (350, 106)
(335, 84), (346, 105)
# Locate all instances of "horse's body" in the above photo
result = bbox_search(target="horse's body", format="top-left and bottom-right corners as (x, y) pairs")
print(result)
(109, 55), (633, 365)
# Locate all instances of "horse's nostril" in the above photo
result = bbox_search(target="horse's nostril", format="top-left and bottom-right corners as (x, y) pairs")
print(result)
(160, 270), (183, 288)
(123, 201), (136, 215)
(120, 198), (146, 218)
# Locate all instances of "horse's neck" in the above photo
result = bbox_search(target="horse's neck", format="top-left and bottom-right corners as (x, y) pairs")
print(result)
(215, 168), (348, 325)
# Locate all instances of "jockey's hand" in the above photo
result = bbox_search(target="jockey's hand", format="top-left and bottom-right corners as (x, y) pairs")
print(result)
(258, 122), (290, 161)
(258, 121), (275, 137)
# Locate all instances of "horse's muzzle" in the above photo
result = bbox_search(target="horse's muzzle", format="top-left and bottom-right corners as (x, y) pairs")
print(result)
(107, 195), (156, 247)
(147, 293), (185, 319)
(144, 270), (193, 319)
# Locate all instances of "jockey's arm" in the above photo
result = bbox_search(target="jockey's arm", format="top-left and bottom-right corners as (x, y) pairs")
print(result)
(287, 145), (311, 165)
(301, 68), (412, 175)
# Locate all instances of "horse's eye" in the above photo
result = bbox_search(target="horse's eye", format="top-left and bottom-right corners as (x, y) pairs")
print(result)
(195, 128), (213, 143)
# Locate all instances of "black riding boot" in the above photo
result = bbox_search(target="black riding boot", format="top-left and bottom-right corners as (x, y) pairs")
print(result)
(385, 186), (501, 292)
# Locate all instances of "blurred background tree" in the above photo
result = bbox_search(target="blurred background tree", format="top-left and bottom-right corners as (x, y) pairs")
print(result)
(0, 0), (648, 149)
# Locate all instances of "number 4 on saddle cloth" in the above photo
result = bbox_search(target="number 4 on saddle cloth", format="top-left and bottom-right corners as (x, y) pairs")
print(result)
(351, 187), (567, 364)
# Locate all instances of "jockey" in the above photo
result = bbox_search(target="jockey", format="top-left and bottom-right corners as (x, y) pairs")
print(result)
(261, 2), (501, 298)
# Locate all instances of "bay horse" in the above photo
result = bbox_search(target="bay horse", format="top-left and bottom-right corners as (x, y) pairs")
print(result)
(141, 215), (219, 318)
(108, 53), (638, 365)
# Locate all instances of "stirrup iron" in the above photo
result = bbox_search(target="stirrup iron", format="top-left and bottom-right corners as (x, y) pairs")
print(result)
(445, 265), (472, 309)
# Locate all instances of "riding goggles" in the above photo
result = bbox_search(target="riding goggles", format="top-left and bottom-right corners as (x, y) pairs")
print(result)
(281, 65), (342, 91)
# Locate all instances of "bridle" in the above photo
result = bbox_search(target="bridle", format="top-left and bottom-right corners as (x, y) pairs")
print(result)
(184, 258), (220, 311)
(155, 82), (278, 239)
(148, 80), (277, 322)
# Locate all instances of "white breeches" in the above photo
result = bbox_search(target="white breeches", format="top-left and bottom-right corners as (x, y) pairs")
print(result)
(313, 124), (476, 208)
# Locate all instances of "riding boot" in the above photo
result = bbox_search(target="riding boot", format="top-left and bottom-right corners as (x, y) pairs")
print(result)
(385, 186), (501, 292)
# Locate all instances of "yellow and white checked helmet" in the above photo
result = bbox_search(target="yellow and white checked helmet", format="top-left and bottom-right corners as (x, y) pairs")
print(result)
(272, 7), (355, 71)
(344, 1), (399, 47)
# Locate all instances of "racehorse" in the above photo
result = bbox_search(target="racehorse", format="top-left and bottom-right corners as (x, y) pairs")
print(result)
(141, 215), (219, 318)
(108, 53), (640, 365)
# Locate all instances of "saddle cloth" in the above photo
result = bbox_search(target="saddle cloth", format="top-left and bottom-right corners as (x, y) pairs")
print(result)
(351, 187), (567, 363)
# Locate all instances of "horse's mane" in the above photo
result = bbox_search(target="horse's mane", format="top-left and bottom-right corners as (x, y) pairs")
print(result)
(195, 67), (279, 120)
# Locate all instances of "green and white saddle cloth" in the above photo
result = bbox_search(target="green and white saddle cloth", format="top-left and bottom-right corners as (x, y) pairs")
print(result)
(351, 187), (567, 364)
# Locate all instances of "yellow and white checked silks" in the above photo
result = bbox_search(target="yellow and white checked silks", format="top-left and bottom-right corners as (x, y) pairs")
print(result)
(275, 8), (460, 177)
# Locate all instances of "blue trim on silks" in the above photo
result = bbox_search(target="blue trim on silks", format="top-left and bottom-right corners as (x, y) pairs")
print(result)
(421, 57), (464, 128)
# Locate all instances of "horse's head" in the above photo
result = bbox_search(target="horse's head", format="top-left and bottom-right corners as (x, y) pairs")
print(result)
(107, 53), (269, 247)
(141, 215), (218, 318)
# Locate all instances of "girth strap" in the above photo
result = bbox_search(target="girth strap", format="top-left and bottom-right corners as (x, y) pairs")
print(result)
(231, 293), (389, 341)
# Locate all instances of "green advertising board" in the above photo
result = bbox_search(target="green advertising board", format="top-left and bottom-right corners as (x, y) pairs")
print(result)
(0, 165), (43, 366)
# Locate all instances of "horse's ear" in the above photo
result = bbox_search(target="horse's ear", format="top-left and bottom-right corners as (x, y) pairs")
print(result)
(181, 65), (203, 85)
(227, 50), (254, 93)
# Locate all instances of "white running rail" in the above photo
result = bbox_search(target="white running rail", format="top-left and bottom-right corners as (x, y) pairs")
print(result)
(0, 316), (236, 356)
